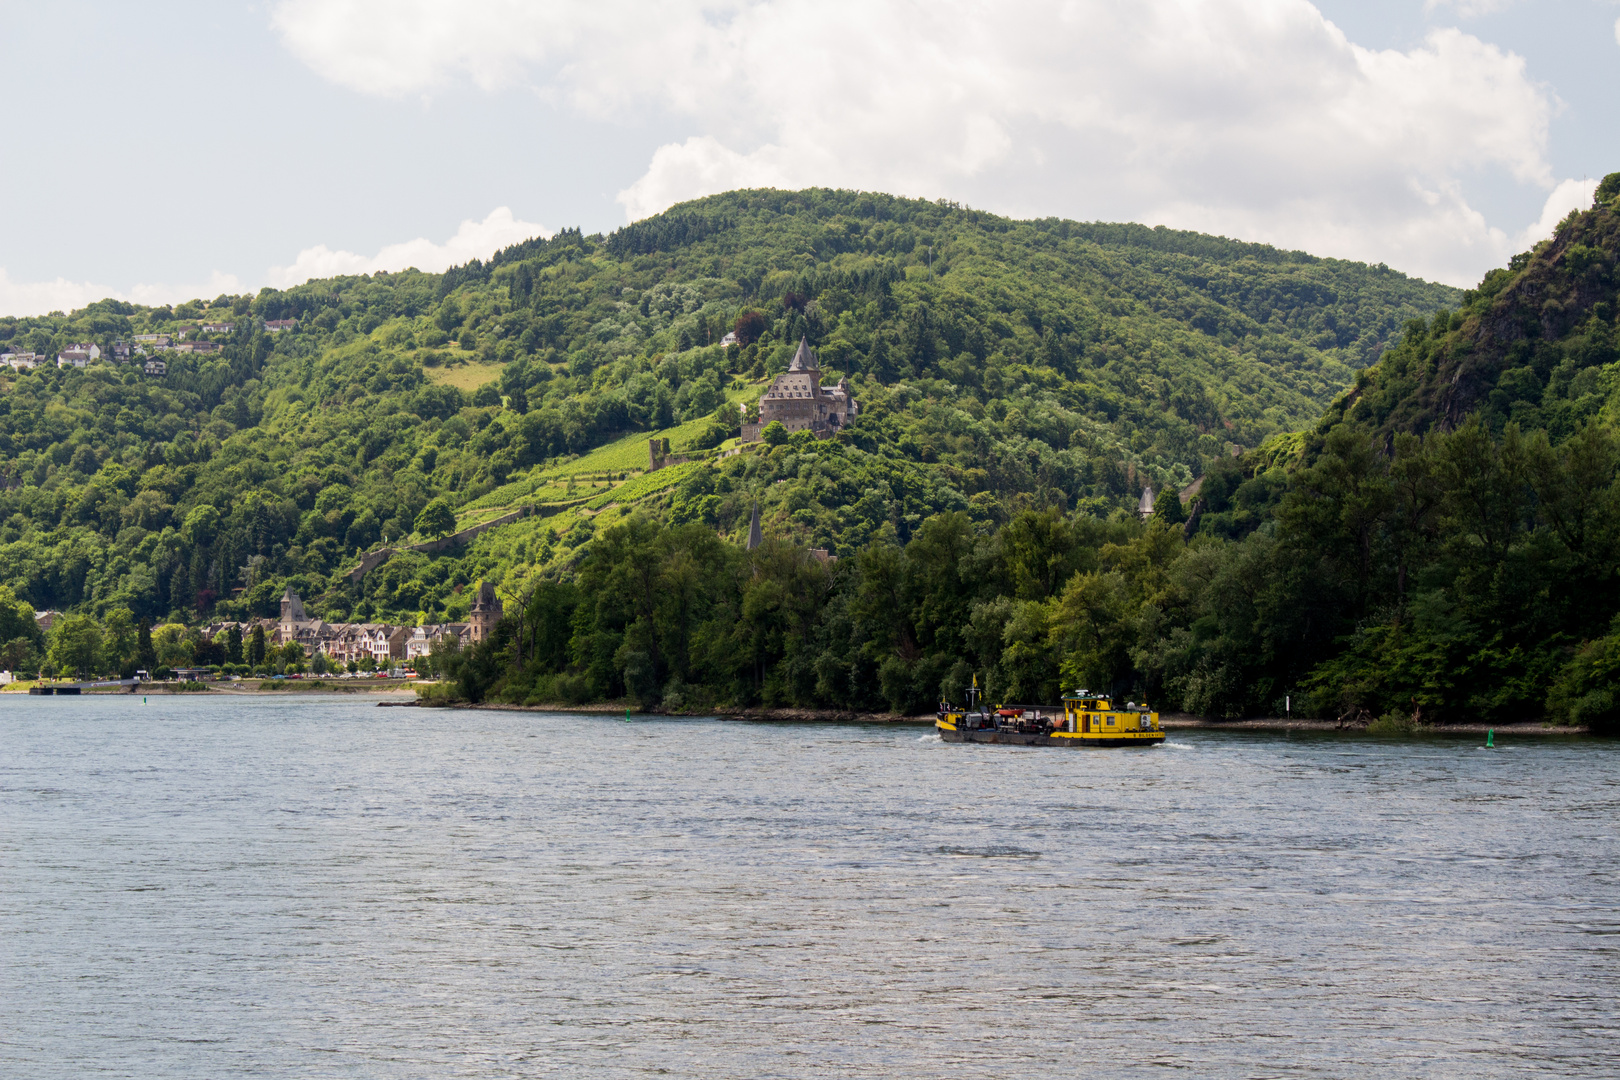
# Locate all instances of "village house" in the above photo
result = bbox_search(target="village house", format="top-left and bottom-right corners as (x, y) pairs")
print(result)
(2, 352), (41, 370)
(264, 589), (482, 668)
(192, 592), (514, 673)
(174, 341), (220, 354)
(406, 626), (432, 662)
(144, 359), (167, 376)
(111, 340), (132, 361)
(201, 321), (235, 334)
(330, 624), (377, 663)
(740, 337), (857, 442)
(56, 343), (100, 368)
(264, 318), (297, 333)
(320, 624), (365, 665)
(367, 625), (410, 663)
(432, 623), (474, 648)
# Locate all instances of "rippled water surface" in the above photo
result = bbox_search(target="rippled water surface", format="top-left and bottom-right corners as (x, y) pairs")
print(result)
(3, 695), (1618, 1077)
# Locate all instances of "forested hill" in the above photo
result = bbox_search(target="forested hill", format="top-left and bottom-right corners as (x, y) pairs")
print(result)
(0, 188), (1465, 704)
(0, 188), (1453, 624)
(453, 178), (1615, 730)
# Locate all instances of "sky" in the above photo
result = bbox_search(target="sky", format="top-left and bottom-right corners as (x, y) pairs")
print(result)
(0, 0), (1616, 316)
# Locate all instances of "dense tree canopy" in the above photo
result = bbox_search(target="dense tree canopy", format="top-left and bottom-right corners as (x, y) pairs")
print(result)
(0, 189), (1454, 637)
(430, 182), (1620, 731)
(4, 185), (1533, 719)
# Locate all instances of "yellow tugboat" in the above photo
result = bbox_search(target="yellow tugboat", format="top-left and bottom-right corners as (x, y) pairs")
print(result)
(937, 679), (1164, 749)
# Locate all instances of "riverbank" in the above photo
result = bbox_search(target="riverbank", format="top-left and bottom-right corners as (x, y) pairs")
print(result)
(213, 680), (419, 695)
(3, 678), (427, 695)
(0, 681), (205, 695)
(1159, 714), (1592, 735)
(455, 700), (1592, 734)
(465, 701), (928, 723)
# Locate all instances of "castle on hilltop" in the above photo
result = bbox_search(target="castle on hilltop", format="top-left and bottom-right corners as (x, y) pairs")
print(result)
(741, 337), (857, 442)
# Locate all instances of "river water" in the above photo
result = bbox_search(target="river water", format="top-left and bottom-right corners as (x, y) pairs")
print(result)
(2, 695), (1616, 1078)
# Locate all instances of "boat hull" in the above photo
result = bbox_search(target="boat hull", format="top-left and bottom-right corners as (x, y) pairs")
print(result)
(940, 727), (1163, 749)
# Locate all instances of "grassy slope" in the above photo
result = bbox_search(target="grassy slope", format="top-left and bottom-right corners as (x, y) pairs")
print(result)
(425, 360), (506, 393)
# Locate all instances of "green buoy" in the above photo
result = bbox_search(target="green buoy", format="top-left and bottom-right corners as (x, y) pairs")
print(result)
(1486, 728), (1494, 748)
(625, 707), (631, 722)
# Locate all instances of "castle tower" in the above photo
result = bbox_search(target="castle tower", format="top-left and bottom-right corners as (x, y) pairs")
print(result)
(279, 588), (307, 641)
(280, 587), (306, 624)
(468, 581), (503, 643)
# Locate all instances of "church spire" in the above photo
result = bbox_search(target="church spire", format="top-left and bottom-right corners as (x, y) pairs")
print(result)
(746, 500), (763, 550)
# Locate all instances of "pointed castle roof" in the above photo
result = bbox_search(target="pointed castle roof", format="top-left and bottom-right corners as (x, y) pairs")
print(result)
(470, 581), (500, 612)
(787, 336), (818, 373)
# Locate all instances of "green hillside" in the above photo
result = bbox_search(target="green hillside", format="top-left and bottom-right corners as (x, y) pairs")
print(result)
(0, 188), (1460, 693)
(444, 181), (1620, 727)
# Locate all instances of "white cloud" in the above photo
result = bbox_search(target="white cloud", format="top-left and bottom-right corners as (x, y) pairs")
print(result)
(0, 270), (119, 319)
(272, 1), (1559, 286)
(265, 207), (548, 288)
(618, 137), (800, 225)
(0, 210), (543, 317)
(271, 0), (564, 97)
(1425, 0), (1520, 16)
(1515, 177), (1599, 251)
(0, 269), (243, 320)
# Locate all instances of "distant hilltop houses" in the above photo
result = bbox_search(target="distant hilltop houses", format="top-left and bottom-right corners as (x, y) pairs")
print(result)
(200, 585), (506, 666)
(0, 318), (297, 381)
